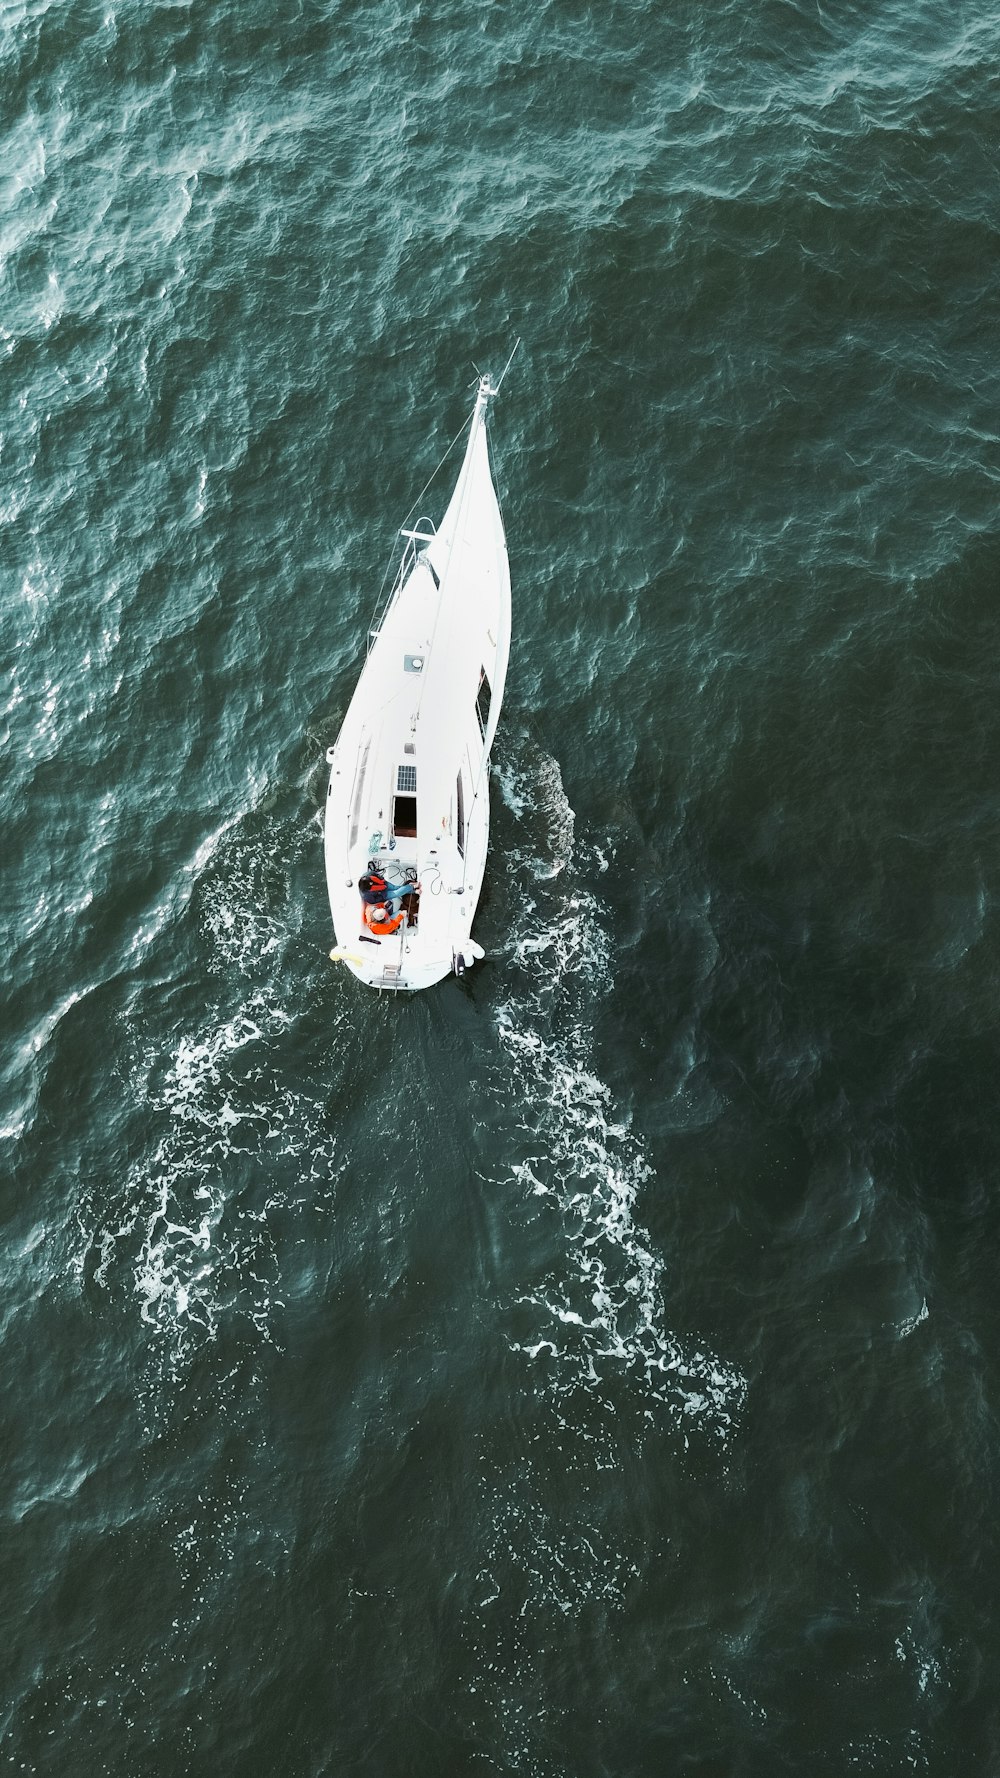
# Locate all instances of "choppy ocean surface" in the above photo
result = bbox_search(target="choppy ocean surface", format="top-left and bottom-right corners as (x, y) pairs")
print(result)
(4, 0), (1000, 1771)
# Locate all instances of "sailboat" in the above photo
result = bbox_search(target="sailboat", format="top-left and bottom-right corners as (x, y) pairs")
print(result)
(323, 365), (513, 991)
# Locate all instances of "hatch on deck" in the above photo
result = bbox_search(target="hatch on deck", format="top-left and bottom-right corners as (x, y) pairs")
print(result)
(393, 795), (417, 838)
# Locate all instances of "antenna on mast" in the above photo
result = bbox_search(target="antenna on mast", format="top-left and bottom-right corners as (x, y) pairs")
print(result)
(495, 337), (521, 392)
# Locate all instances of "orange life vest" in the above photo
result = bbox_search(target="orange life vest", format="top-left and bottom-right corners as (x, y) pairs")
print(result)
(363, 901), (405, 936)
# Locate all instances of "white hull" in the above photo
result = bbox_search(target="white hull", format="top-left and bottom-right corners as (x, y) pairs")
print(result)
(324, 376), (511, 991)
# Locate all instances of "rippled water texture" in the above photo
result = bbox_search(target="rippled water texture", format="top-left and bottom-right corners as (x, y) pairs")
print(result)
(4, 0), (1000, 1771)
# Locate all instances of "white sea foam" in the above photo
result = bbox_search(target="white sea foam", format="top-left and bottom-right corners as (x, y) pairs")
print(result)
(897, 1297), (929, 1339)
(497, 748), (575, 875)
(200, 875), (286, 974)
(895, 1627), (943, 1696)
(466, 744), (747, 1773)
(82, 1005), (276, 1374)
(77, 817), (339, 1392)
(475, 1487), (641, 1621)
(493, 742), (745, 1449)
(466, 1471), (642, 1772)
(845, 1733), (929, 1772)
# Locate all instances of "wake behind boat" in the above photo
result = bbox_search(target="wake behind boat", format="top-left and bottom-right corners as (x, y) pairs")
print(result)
(323, 366), (513, 992)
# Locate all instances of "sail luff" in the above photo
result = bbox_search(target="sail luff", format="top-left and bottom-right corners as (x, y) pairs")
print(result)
(414, 382), (507, 881)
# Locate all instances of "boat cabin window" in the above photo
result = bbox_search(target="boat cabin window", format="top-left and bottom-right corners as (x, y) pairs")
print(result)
(456, 772), (465, 857)
(476, 669), (492, 738)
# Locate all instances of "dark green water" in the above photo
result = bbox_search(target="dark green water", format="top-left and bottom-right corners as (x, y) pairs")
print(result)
(4, 0), (1000, 1771)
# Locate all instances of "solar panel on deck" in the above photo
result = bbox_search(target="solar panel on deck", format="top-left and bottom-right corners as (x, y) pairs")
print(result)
(397, 765), (417, 793)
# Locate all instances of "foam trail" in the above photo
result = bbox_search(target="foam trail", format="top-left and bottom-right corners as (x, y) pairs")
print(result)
(73, 816), (340, 1393)
(461, 746), (748, 1771)
(494, 743), (745, 1447)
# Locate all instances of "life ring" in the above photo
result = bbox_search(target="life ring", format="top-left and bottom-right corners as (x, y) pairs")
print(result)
(363, 901), (404, 936)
